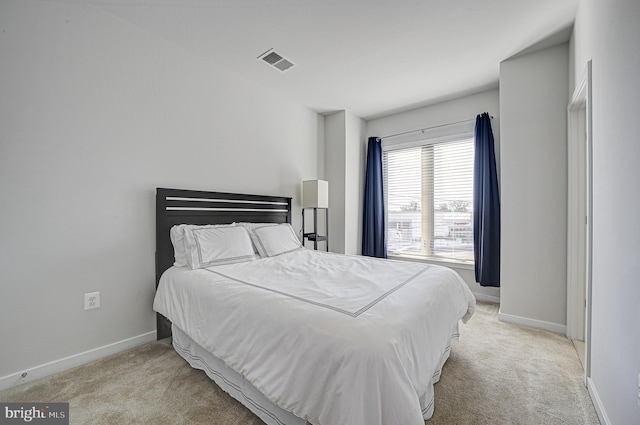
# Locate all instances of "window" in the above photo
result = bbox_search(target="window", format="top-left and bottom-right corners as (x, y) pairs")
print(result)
(383, 134), (474, 264)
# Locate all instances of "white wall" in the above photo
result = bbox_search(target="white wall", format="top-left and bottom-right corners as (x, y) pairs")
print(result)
(0, 0), (321, 387)
(499, 43), (569, 333)
(345, 112), (365, 255)
(324, 112), (347, 253)
(572, 0), (640, 423)
(324, 110), (364, 255)
(366, 89), (501, 302)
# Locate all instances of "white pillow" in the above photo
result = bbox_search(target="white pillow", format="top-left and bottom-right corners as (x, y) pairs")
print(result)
(250, 223), (302, 257)
(183, 225), (255, 269)
(237, 222), (278, 256)
(237, 222), (278, 231)
(170, 224), (235, 267)
(170, 224), (192, 267)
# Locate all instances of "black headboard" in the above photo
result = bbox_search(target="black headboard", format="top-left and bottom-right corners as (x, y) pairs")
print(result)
(155, 188), (293, 340)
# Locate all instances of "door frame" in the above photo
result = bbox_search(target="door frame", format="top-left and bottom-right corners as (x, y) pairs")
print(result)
(566, 60), (593, 381)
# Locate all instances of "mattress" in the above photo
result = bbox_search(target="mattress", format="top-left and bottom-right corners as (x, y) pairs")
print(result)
(154, 249), (475, 425)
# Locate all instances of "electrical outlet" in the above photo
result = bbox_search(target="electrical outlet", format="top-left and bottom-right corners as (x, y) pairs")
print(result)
(84, 291), (100, 310)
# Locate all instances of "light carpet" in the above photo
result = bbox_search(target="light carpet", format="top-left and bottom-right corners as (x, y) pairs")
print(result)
(0, 302), (600, 424)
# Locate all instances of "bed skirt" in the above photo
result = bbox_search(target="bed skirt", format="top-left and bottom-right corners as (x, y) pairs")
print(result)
(172, 324), (308, 425)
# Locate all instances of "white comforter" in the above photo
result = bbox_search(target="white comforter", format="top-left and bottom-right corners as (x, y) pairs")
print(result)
(153, 249), (475, 425)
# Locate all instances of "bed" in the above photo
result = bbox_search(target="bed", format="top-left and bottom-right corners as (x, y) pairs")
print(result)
(153, 188), (476, 425)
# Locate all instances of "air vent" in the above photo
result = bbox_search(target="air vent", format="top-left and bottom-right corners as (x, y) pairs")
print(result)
(262, 51), (283, 65)
(273, 59), (294, 71)
(258, 49), (295, 72)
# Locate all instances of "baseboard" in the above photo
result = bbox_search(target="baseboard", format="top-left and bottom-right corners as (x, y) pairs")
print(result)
(0, 331), (156, 392)
(587, 377), (611, 425)
(473, 293), (500, 304)
(498, 310), (566, 334)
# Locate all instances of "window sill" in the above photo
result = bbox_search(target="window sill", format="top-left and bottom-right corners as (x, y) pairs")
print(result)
(387, 254), (475, 271)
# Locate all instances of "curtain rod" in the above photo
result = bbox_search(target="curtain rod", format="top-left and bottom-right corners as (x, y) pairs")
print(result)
(378, 115), (493, 140)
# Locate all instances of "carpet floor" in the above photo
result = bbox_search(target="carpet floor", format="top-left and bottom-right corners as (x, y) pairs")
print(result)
(0, 302), (600, 424)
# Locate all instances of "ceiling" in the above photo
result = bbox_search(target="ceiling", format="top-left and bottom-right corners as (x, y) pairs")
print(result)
(51, 0), (579, 119)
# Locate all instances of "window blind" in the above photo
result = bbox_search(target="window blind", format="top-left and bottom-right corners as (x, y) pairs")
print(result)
(383, 137), (474, 263)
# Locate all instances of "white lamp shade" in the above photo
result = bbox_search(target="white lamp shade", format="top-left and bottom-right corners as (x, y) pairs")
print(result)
(302, 180), (329, 208)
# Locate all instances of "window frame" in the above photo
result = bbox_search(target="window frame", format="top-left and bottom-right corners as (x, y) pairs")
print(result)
(381, 121), (475, 267)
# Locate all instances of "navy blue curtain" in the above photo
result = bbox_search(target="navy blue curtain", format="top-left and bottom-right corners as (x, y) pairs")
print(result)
(362, 137), (387, 258)
(473, 113), (500, 286)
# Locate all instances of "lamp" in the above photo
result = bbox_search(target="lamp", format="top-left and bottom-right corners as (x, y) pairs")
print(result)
(302, 180), (329, 208)
(302, 180), (329, 251)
